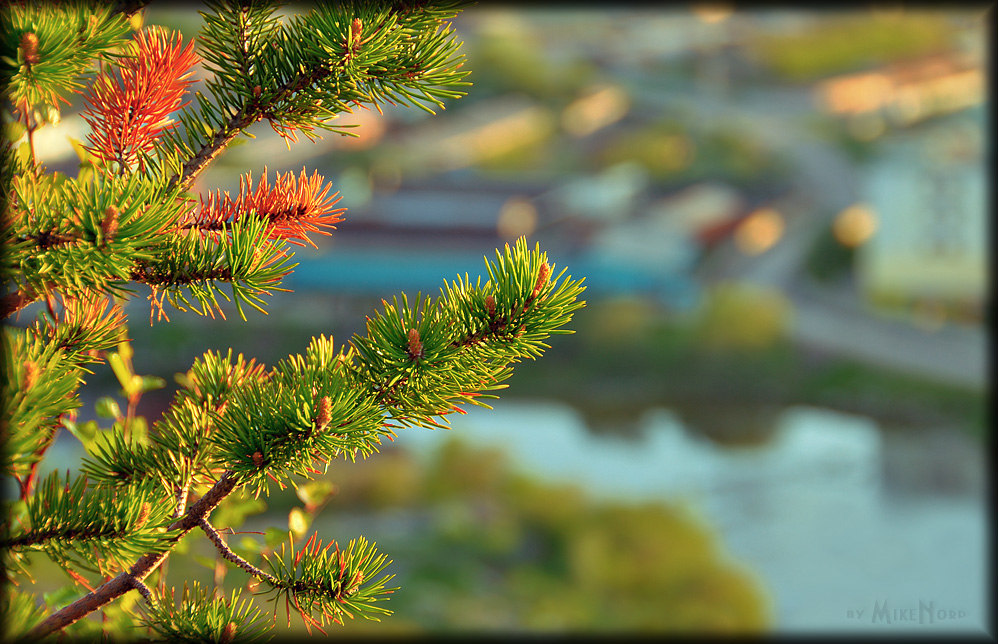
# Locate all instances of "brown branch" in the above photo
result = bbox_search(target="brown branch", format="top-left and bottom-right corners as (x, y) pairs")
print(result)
(27, 471), (240, 639)
(110, 0), (151, 19)
(168, 121), (248, 194)
(198, 518), (277, 585)
(167, 63), (333, 194)
(1, 288), (41, 320)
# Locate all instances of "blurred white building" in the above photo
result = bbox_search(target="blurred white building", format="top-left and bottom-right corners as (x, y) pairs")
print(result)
(856, 106), (986, 316)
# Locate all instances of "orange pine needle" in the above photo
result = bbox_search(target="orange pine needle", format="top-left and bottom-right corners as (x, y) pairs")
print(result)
(66, 568), (95, 592)
(193, 167), (346, 248)
(82, 27), (200, 169)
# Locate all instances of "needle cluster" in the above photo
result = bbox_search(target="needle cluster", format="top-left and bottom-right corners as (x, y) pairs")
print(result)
(1, 1), (585, 640)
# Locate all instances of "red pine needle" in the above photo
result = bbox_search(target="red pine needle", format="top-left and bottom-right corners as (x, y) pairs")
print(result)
(81, 27), (200, 169)
(66, 568), (95, 592)
(193, 167), (346, 248)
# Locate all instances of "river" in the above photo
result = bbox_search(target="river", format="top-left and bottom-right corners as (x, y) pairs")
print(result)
(393, 398), (988, 634)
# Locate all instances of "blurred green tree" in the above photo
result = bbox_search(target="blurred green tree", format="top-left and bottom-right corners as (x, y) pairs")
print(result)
(1, 1), (584, 640)
(324, 438), (770, 634)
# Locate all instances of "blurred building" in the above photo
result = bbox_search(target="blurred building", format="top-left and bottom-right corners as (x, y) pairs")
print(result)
(856, 106), (986, 318)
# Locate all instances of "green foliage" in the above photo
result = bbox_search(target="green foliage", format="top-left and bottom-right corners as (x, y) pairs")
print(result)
(747, 13), (956, 82)
(6, 170), (187, 300)
(1, 0), (131, 111)
(262, 533), (396, 630)
(1, 1), (585, 640)
(137, 582), (271, 643)
(2, 471), (177, 578)
(2, 330), (84, 479)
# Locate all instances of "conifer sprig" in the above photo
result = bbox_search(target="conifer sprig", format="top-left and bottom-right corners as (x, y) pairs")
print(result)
(2, 1), (131, 112)
(81, 26), (201, 171)
(190, 167), (346, 249)
(4, 170), (187, 311)
(1, 472), (176, 578)
(2, 328), (83, 481)
(130, 211), (296, 322)
(2, 2), (589, 640)
(137, 582), (272, 643)
(261, 533), (396, 631)
(164, 0), (471, 191)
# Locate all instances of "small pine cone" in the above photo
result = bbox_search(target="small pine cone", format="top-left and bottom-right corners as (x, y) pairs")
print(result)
(485, 295), (496, 318)
(252, 451), (265, 468)
(351, 18), (363, 45)
(531, 262), (551, 300)
(23, 361), (38, 390)
(21, 32), (39, 66)
(101, 206), (119, 245)
(315, 395), (332, 431)
(407, 328), (423, 360)
(220, 621), (237, 644)
(344, 570), (363, 598)
(252, 85), (261, 99)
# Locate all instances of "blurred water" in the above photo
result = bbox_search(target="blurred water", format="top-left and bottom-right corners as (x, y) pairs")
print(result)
(394, 399), (987, 634)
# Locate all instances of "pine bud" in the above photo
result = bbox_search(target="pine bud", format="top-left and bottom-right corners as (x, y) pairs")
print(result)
(344, 570), (363, 598)
(252, 85), (261, 99)
(252, 451), (265, 468)
(485, 295), (496, 318)
(101, 206), (119, 245)
(531, 262), (551, 300)
(135, 502), (151, 529)
(21, 32), (39, 66)
(220, 621), (237, 644)
(406, 328), (423, 360)
(315, 395), (332, 431)
(351, 18), (363, 46)
(23, 361), (38, 390)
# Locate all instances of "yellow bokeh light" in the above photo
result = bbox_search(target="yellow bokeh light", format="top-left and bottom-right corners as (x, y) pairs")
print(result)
(660, 134), (695, 172)
(734, 208), (784, 255)
(497, 197), (538, 240)
(691, 4), (734, 23)
(833, 204), (878, 247)
(561, 85), (629, 137)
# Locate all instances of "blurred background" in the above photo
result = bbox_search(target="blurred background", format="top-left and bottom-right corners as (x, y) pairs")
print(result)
(24, 3), (989, 636)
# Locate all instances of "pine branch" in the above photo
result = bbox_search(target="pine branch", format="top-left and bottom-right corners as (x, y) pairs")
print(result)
(136, 582), (271, 642)
(1, 3), (593, 640)
(0, 289), (37, 319)
(165, 58), (336, 193)
(188, 167), (345, 249)
(199, 518), (277, 585)
(165, 0), (470, 192)
(81, 26), (201, 171)
(111, 0), (151, 19)
(26, 471), (241, 639)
